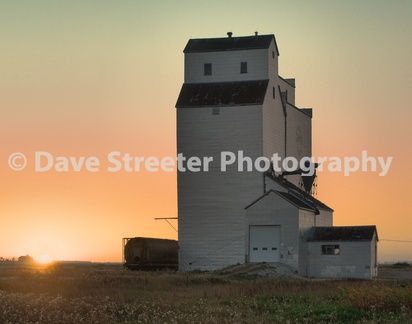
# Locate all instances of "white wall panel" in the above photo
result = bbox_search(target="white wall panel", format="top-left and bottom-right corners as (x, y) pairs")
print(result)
(308, 241), (374, 278)
(245, 191), (300, 272)
(177, 105), (264, 270)
(185, 49), (268, 83)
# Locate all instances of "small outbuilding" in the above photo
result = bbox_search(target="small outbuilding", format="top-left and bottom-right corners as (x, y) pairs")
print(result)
(307, 226), (378, 278)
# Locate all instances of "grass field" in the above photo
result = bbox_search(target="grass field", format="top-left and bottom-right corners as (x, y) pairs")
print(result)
(0, 262), (411, 323)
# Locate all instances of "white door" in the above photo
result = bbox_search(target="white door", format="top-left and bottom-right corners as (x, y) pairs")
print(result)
(249, 225), (280, 262)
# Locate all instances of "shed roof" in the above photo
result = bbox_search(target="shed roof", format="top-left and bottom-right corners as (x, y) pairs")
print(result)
(183, 34), (278, 54)
(176, 80), (269, 108)
(309, 226), (378, 242)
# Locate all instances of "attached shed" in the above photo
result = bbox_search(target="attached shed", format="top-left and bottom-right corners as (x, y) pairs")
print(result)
(245, 187), (333, 276)
(307, 226), (378, 278)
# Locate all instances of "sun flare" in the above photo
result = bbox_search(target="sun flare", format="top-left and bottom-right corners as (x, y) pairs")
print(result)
(38, 253), (51, 264)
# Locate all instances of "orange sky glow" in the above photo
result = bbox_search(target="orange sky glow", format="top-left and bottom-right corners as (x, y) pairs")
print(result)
(1, 1), (411, 263)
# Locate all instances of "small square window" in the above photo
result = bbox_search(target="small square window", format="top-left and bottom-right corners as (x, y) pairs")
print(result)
(204, 63), (212, 75)
(240, 62), (247, 74)
(321, 245), (340, 255)
(212, 107), (220, 115)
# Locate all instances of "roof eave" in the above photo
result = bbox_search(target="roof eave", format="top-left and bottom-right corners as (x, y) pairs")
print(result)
(308, 239), (374, 242)
(176, 102), (263, 109)
(183, 34), (278, 54)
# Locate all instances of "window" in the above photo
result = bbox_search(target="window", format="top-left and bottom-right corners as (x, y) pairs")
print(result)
(321, 245), (340, 255)
(272, 51), (275, 59)
(212, 107), (220, 115)
(240, 62), (247, 74)
(204, 63), (212, 75)
(273, 86), (276, 99)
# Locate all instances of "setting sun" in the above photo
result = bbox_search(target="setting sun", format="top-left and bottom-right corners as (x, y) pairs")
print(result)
(38, 254), (51, 264)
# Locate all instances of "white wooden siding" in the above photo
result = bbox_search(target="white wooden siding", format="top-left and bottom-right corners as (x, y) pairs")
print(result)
(245, 191), (301, 272)
(279, 77), (296, 106)
(245, 189), (335, 277)
(297, 210), (317, 276)
(283, 103), (312, 188)
(264, 176), (288, 193)
(184, 49), (268, 83)
(285, 103), (312, 161)
(262, 80), (286, 160)
(177, 105), (264, 270)
(316, 210), (333, 226)
(370, 233), (378, 277)
(307, 240), (375, 278)
(268, 40), (279, 81)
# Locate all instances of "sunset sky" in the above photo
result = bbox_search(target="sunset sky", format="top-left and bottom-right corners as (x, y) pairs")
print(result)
(1, 1), (411, 263)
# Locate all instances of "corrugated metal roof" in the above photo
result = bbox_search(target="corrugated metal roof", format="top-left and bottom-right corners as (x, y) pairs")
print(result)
(309, 226), (378, 242)
(175, 80), (269, 108)
(274, 191), (317, 211)
(183, 34), (278, 53)
(245, 189), (319, 212)
(283, 179), (333, 212)
(264, 171), (334, 212)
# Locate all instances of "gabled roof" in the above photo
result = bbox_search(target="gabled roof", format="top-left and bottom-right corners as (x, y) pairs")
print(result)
(309, 226), (378, 242)
(265, 171), (334, 212)
(176, 80), (269, 108)
(184, 34), (279, 54)
(245, 189), (318, 213)
(275, 191), (317, 211)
